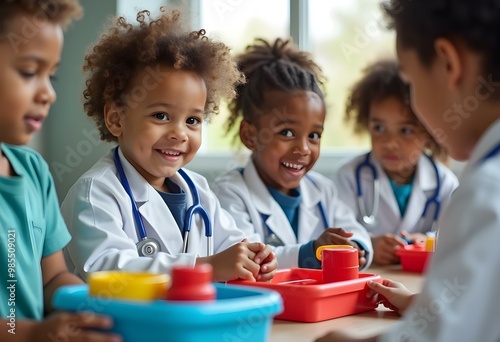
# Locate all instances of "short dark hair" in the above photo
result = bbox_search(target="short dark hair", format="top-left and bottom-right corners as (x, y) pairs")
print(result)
(0, 0), (82, 35)
(382, 0), (500, 88)
(83, 8), (244, 142)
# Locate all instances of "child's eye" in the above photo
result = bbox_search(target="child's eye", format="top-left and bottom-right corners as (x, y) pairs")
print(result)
(309, 132), (321, 140)
(402, 127), (414, 135)
(279, 129), (294, 137)
(153, 112), (169, 121)
(371, 124), (384, 133)
(186, 117), (201, 126)
(19, 71), (35, 79)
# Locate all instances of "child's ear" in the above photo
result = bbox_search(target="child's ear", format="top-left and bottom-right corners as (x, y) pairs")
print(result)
(104, 102), (123, 138)
(434, 38), (462, 91)
(240, 119), (258, 151)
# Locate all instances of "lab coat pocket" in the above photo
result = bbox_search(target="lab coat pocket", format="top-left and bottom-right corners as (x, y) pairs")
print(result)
(30, 219), (46, 259)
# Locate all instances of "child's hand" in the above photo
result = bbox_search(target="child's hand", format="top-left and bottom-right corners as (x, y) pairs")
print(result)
(248, 243), (277, 282)
(314, 228), (367, 267)
(366, 279), (415, 315)
(372, 234), (406, 265)
(400, 231), (427, 244)
(199, 240), (261, 282)
(314, 228), (354, 250)
(33, 312), (121, 342)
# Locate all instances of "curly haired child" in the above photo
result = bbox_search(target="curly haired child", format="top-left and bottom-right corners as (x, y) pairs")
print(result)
(213, 38), (373, 269)
(61, 8), (277, 283)
(0, 1), (121, 341)
(335, 59), (458, 265)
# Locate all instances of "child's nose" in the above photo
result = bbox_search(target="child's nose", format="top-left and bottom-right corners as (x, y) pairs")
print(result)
(168, 123), (188, 141)
(293, 138), (311, 156)
(382, 133), (399, 149)
(36, 77), (57, 105)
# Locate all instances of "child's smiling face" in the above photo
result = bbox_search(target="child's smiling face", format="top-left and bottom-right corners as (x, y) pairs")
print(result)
(241, 90), (325, 195)
(106, 65), (206, 191)
(0, 14), (63, 145)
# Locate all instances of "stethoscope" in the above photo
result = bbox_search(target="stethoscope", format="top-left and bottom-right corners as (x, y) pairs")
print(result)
(264, 176), (329, 247)
(355, 152), (441, 230)
(113, 148), (212, 257)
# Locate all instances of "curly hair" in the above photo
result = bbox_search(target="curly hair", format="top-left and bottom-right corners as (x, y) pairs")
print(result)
(345, 59), (448, 162)
(226, 38), (325, 137)
(0, 0), (82, 35)
(382, 0), (500, 98)
(83, 8), (245, 143)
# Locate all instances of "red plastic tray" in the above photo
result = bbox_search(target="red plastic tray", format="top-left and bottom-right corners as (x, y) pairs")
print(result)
(230, 268), (381, 322)
(397, 244), (433, 273)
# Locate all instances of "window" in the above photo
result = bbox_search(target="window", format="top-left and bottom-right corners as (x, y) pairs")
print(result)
(309, 0), (395, 150)
(198, 0), (395, 152)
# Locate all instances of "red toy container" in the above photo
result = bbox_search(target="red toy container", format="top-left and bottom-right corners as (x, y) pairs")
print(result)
(230, 268), (381, 322)
(166, 264), (216, 301)
(397, 244), (433, 273)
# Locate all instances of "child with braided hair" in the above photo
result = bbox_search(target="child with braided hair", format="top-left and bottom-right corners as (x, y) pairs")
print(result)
(213, 38), (373, 269)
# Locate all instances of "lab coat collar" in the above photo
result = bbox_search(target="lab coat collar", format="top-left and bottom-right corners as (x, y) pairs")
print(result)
(115, 147), (189, 254)
(462, 118), (500, 178)
(242, 159), (299, 245)
(414, 155), (438, 192)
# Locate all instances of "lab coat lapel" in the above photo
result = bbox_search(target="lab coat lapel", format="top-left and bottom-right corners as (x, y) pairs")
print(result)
(116, 148), (184, 254)
(244, 161), (297, 245)
(297, 178), (321, 243)
(369, 155), (401, 224)
(400, 156), (438, 232)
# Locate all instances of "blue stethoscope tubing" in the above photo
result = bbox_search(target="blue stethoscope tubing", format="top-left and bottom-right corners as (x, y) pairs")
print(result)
(113, 147), (212, 256)
(356, 152), (441, 230)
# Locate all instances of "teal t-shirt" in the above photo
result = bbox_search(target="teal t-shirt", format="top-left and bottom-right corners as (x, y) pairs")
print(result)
(267, 187), (301, 238)
(0, 144), (71, 320)
(389, 177), (414, 216)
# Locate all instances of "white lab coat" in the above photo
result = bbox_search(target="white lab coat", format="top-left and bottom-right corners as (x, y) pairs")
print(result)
(61, 148), (245, 280)
(334, 153), (458, 236)
(212, 159), (373, 269)
(381, 119), (500, 342)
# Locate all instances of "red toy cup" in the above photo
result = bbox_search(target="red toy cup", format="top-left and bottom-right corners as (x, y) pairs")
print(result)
(316, 245), (359, 283)
(166, 264), (216, 301)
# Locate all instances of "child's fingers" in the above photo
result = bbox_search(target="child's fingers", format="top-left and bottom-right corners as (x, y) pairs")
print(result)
(252, 245), (273, 264)
(72, 312), (114, 330)
(80, 330), (122, 342)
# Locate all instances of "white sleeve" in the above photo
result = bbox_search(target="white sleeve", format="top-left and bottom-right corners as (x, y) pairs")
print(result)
(381, 166), (500, 342)
(213, 174), (263, 243)
(61, 177), (196, 280)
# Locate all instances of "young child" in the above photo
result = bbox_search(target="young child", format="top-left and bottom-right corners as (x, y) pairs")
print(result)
(316, 0), (500, 341)
(0, 1), (120, 341)
(335, 59), (458, 265)
(60, 9), (277, 283)
(213, 38), (373, 270)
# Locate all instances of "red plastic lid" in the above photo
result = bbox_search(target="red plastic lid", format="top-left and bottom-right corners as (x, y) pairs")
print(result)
(171, 264), (213, 286)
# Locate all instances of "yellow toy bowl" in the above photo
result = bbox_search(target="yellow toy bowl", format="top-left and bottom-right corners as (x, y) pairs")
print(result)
(88, 271), (170, 301)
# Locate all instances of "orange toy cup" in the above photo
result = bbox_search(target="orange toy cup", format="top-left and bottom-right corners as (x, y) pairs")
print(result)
(316, 245), (359, 283)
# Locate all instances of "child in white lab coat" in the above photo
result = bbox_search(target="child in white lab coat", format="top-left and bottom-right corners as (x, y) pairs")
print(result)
(335, 60), (458, 265)
(0, 1), (120, 341)
(61, 9), (277, 283)
(213, 38), (373, 269)
(316, 0), (500, 341)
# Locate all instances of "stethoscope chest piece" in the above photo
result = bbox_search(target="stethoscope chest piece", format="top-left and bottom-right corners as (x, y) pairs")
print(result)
(137, 238), (160, 257)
